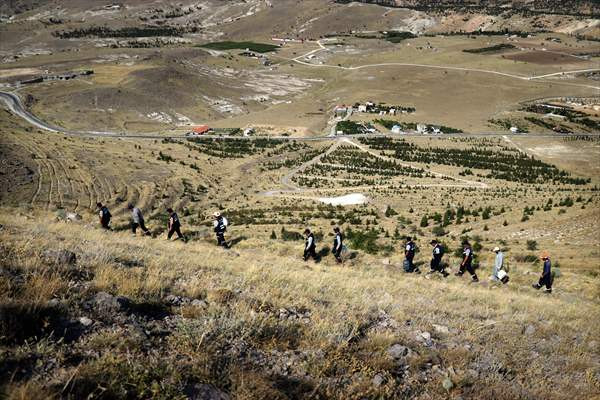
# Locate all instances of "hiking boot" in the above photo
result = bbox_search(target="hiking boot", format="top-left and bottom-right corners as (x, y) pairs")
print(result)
(545, 289), (552, 294)
(442, 271), (450, 278)
(414, 268), (421, 274)
(532, 283), (541, 290)
(454, 272), (463, 277)
(471, 276), (479, 283)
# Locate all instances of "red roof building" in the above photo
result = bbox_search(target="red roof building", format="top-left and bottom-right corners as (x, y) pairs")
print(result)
(192, 125), (211, 135)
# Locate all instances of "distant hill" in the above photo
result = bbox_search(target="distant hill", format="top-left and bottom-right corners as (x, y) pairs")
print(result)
(335, 0), (600, 17)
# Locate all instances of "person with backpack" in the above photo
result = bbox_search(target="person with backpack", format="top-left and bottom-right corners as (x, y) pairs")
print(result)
(166, 208), (184, 241)
(455, 240), (478, 282)
(97, 202), (111, 230)
(213, 212), (229, 248)
(332, 227), (343, 263)
(429, 239), (449, 277)
(303, 228), (318, 262)
(129, 203), (150, 236)
(532, 252), (552, 294)
(404, 236), (419, 273)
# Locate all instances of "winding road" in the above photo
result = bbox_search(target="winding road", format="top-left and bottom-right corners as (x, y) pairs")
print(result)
(1, 90), (598, 141)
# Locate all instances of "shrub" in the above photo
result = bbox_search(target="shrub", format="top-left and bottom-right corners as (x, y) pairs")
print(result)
(515, 254), (539, 263)
(432, 225), (446, 236)
(346, 228), (380, 254)
(526, 240), (538, 251)
(280, 227), (303, 241)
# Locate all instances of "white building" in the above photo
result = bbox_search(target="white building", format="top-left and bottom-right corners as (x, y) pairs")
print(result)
(510, 126), (519, 133)
(391, 125), (402, 134)
(417, 124), (428, 134)
(357, 105), (367, 113)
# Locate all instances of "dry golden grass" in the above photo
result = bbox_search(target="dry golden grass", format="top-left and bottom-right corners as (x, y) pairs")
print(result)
(0, 209), (599, 398)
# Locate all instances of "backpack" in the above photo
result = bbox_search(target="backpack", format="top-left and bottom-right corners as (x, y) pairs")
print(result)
(435, 244), (444, 257)
(102, 207), (111, 219)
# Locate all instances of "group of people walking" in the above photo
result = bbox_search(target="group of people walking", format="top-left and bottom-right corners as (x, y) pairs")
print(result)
(96, 203), (553, 293)
(95, 203), (229, 248)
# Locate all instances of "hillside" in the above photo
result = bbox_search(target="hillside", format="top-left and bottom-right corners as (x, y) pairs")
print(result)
(1, 103), (600, 398)
(1, 210), (599, 399)
(0, 1), (599, 398)
(336, 0), (600, 17)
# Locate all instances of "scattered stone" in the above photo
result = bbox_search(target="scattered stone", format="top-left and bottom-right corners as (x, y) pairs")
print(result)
(278, 307), (311, 323)
(373, 309), (398, 331)
(93, 291), (129, 314)
(165, 294), (191, 306)
(433, 324), (449, 334)
(387, 344), (409, 359)
(47, 298), (61, 307)
(523, 324), (536, 336)
(191, 299), (209, 309)
(442, 377), (454, 391)
(420, 331), (432, 341)
(79, 316), (93, 326)
(66, 212), (82, 222)
(43, 249), (77, 265)
(184, 383), (230, 400)
(381, 258), (391, 265)
(372, 373), (385, 387)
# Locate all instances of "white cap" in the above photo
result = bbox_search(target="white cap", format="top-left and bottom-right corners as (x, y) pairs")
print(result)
(493, 247), (500, 252)
(213, 211), (221, 217)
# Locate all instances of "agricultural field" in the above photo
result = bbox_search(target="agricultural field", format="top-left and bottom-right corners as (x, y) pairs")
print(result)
(0, 1), (599, 399)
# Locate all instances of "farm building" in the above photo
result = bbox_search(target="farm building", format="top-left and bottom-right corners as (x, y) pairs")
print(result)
(334, 105), (351, 117)
(188, 125), (212, 136)
(391, 125), (403, 134)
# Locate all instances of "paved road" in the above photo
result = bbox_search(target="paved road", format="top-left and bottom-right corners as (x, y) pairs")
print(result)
(1, 90), (599, 140)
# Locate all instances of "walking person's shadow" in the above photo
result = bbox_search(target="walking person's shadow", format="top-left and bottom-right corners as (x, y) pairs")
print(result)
(226, 236), (247, 249)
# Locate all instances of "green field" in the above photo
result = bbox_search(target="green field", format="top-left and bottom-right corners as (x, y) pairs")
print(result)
(199, 41), (280, 53)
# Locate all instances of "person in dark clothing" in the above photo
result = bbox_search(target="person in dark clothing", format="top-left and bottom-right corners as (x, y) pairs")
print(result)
(429, 239), (449, 277)
(97, 202), (111, 230)
(455, 241), (478, 282)
(332, 227), (343, 263)
(166, 208), (184, 241)
(213, 212), (229, 248)
(532, 252), (552, 293)
(128, 203), (150, 236)
(404, 236), (419, 273)
(303, 228), (318, 262)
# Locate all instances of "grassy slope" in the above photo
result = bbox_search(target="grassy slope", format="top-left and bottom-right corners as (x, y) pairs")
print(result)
(1, 211), (599, 399)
